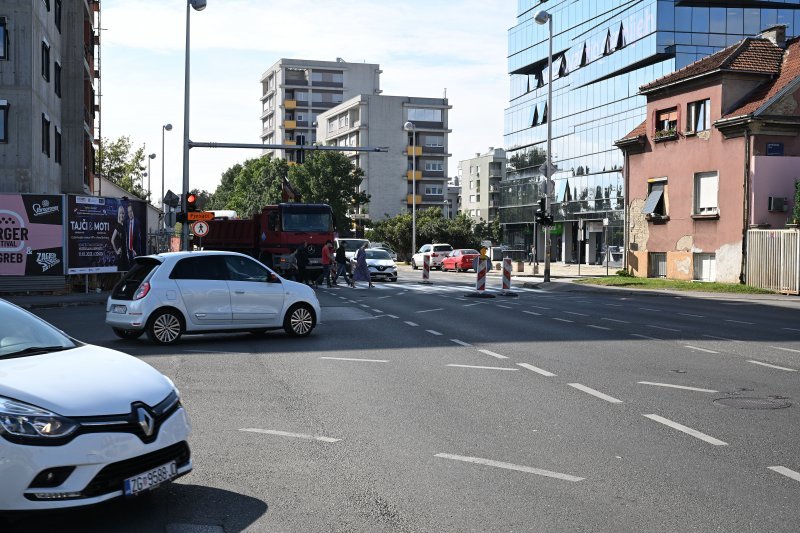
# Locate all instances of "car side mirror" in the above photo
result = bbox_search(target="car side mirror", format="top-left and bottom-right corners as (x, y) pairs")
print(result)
(268, 273), (281, 283)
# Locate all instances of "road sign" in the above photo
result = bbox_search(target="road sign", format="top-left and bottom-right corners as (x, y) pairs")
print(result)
(163, 190), (180, 208)
(191, 221), (209, 237)
(187, 211), (214, 221)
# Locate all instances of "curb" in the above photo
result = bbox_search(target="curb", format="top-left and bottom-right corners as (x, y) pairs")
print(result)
(14, 300), (107, 310)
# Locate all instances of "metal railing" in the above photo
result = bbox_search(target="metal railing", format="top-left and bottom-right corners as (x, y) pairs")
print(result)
(746, 229), (800, 294)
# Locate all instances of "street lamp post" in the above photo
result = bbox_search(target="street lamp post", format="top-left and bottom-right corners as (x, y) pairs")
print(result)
(535, 9), (553, 282)
(161, 123), (172, 226)
(403, 121), (416, 260)
(182, 0), (207, 250)
(147, 153), (156, 203)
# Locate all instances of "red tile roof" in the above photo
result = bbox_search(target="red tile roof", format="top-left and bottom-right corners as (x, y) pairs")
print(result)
(619, 120), (647, 141)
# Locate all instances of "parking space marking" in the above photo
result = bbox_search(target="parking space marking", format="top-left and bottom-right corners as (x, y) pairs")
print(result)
(523, 310), (541, 316)
(637, 381), (718, 393)
(587, 324), (611, 331)
(568, 383), (623, 403)
(478, 349), (508, 360)
(404, 321), (419, 327)
(320, 357), (389, 363)
(434, 453), (584, 482)
(770, 346), (800, 354)
(417, 308), (444, 314)
(748, 360), (796, 372)
(684, 345), (719, 354)
(451, 339), (473, 347)
(239, 428), (340, 443)
(517, 363), (556, 377)
(447, 364), (518, 371)
(643, 414), (728, 446)
(426, 330), (443, 336)
(768, 466), (800, 483)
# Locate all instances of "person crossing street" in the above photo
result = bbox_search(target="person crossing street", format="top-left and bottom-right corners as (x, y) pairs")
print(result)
(333, 241), (353, 287)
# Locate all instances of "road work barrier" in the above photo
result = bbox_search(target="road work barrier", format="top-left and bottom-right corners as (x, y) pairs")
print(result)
(464, 251), (494, 298)
(499, 257), (518, 297)
(421, 253), (432, 284)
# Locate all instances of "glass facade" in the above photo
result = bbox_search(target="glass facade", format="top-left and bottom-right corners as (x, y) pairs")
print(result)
(503, 0), (799, 263)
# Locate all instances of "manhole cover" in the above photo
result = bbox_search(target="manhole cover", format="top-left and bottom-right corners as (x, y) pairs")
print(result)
(714, 397), (791, 410)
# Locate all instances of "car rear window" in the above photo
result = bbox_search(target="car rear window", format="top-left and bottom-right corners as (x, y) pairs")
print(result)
(111, 259), (160, 300)
(462, 249), (479, 255)
(433, 245), (453, 252)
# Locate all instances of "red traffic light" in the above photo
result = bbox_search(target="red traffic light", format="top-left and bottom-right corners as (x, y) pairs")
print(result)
(186, 193), (198, 211)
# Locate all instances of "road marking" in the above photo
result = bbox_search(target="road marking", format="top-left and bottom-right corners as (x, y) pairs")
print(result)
(703, 334), (741, 343)
(463, 303), (480, 307)
(748, 360), (797, 372)
(605, 303), (622, 307)
(337, 296), (346, 300)
(478, 349), (508, 360)
(639, 307), (660, 312)
(434, 453), (584, 482)
(684, 345), (719, 354)
(360, 304), (370, 308)
(568, 383), (623, 403)
(417, 308), (444, 314)
(239, 428), (340, 443)
(320, 357), (389, 363)
(517, 363), (556, 377)
(587, 324), (611, 331)
(553, 318), (573, 323)
(630, 333), (662, 341)
(404, 321), (419, 327)
(783, 328), (800, 333)
(646, 325), (680, 332)
(386, 314), (399, 319)
(451, 339), (473, 347)
(564, 311), (588, 316)
(643, 414), (728, 446)
(497, 305), (512, 309)
(770, 346), (800, 354)
(603, 318), (630, 324)
(377, 295), (392, 299)
(523, 310), (541, 316)
(768, 466), (800, 483)
(530, 305), (550, 310)
(680, 313), (704, 318)
(725, 319), (755, 325)
(637, 381), (718, 393)
(447, 364), (518, 371)
(372, 309), (383, 313)
(426, 330), (443, 336)
(183, 349), (247, 355)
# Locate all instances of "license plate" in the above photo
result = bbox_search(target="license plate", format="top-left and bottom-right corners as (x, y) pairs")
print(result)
(112, 304), (127, 314)
(123, 461), (177, 496)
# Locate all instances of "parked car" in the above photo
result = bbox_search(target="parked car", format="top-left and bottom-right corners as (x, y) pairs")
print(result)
(105, 251), (321, 345)
(0, 299), (192, 511)
(441, 249), (480, 272)
(411, 244), (453, 270)
(354, 248), (398, 282)
(334, 238), (371, 261)
(368, 242), (398, 261)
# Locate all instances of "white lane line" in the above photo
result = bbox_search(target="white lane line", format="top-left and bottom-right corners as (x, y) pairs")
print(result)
(748, 360), (797, 372)
(239, 428), (340, 443)
(386, 314), (399, 319)
(434, 453), (584, 482)
(646, 325), (680, 332)
(517, 363), (556, 377)
(360, 304), (370, 308)
(404, 321), (419, 327)
(605, 303), (622, 307)
(463, 303), (480, 307)
(680, 313), (704, 318)
(553, 318), (573, 323)
(377, 295), (392, 299)
(643, 414), (728, 446)
(183, 350), (247, 354)
(684, 345), (719, 354)
(523, 310), (541, 316)
(564, 311), (588, 317)
(417, 308), (444, 314)
(568, 383), (623, 404)
(726, 319), (755, 325)
(768, 466), (800, 483)
(637, 381), (718, 393)
(371, 309), (383, 313)
(447, 364), (518, 371)
(783, 327), (800, 333)
(497, 305), (513, 309)
(639, 307), (660, 312)
(426, 330), (443, 336)
(603, 318), (630, 324)
(530, 305), (550, 310)
(630, 333), (662, 341)
(587, 324), (611, 331)
(451, 339), (473, 347)
(703, 334), (741, 343)
(770, 346), (800, 354)
(320, 357), (389, 363)
(478, 349), (508, 360)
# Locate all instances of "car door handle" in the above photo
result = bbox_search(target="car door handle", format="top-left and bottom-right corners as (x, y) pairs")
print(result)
(234, 290), (245, 294)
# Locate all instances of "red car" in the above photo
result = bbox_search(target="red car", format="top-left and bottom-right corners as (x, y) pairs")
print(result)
(441, 249), (480, 272)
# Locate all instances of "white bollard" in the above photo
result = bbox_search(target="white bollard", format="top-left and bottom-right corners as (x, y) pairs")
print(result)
(499, 257), (518, 297)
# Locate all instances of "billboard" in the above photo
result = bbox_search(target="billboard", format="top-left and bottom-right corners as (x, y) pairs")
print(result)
(0, 194), (65, 276)
(67, 196), (147, 274)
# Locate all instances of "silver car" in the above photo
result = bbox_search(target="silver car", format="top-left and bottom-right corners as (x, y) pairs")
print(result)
(354, 248), (397, 282)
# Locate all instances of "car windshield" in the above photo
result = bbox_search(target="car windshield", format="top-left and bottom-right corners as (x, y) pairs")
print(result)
(281, 207), (333, 232)
(0, 300), (76, 358)
(342, 239), (370, 249)
(366, 250), (391, 260)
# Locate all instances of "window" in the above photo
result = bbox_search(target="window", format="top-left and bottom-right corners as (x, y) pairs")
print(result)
(41, 41), (50, 81)
(41, 114), (50, 156)
(54, 127), (61, 164)
(424, 161), (443, 172)
(0, 18), (7, 60)
(694, 171), (718, 215)
(0, 100), (7, 143)
(656, 108), (677, 136)
(648, 252), (667, 278)
(170, 256), (228, 280)
(54, 61), (61, 97)
(55, 0), (62, 31)
(693, 253), (716, 282)
(423, 135), (444, 147)
(407, 108), (442, 122)
(687, 99), (710, 133)
(469, 195), (476, 203)
(643, 179), (666, 217)
(43, 0), (50, 11)
(425, 185), (443, 195)
(224, 255), (270, 283)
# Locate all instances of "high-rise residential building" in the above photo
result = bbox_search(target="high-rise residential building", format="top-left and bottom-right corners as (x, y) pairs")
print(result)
(317, 94), (451, 221)
(259, 58), (381, 164)
(445, 176), (460, 220)
(502, 0), (799, 264)
(458, 148), (506, 223)
(0, 0), (101, 194)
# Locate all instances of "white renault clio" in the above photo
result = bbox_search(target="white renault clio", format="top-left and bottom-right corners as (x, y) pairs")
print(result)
(0, 299), (192, 511)
(105, 251), (322, 345)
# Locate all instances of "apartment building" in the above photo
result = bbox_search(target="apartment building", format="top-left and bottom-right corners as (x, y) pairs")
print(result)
(458, 148), (506, 222)
(317, 94), (451, 221)
(0, 0), (100, 194)
(259, 58), (381, 163)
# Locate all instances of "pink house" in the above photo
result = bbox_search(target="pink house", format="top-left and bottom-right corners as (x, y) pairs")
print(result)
(616, 26), (800, 283)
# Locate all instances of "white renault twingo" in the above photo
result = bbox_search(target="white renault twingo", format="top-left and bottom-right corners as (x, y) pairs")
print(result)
(0, 299), (192, 511)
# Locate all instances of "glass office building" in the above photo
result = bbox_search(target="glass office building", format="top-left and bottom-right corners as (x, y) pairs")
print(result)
(502, 0), (799, 264)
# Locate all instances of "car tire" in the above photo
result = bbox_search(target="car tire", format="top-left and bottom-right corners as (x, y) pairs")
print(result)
(112, 327), (144, 340)
(284, 304), (316, 337)
(146, 308), (184, 345)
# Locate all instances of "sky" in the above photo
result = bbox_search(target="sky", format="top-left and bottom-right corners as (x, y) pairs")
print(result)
(100, 1), (518, 203)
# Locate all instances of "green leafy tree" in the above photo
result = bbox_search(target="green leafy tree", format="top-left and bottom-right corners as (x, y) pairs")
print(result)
(209, 156), (285, 218)
(792, 180), (800, 225)
(189, 189), (212, 211)
(98, 136), (148, 200)
(367, 209), (479, 261)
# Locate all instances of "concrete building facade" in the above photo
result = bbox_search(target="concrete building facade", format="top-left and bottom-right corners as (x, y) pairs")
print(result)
(259, 58), (381, 164)
(0, 0), (100, 195)
(458, 148), (506, 223)
(317, 94), (451, 221)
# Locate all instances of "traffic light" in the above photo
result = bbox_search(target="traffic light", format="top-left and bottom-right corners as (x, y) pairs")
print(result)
(534, 197), (546, 225)
(186, 193), (198, 212)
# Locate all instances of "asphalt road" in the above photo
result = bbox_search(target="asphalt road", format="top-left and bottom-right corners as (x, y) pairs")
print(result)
(8, 269), (800, 532)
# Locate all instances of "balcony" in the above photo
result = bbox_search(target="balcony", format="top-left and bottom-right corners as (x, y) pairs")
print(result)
(407, 195), (423, 204)
(284, 99), (297, 110)
(283, 120), (296, 130)
(284, 140), (296, 145)
(407, 146), (422, 156)
(406, 170), (422, 181)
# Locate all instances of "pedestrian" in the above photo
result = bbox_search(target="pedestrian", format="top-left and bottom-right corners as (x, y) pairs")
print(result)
(334, 241), (353, 287)
(352, 242), (373, 288)
(296, 241), (310, 285)
(285, 248), (299, 281)
(316, 240), (334, 288)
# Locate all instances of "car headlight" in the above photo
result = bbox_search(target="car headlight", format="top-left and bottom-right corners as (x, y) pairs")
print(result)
(0, 396), (78, 442)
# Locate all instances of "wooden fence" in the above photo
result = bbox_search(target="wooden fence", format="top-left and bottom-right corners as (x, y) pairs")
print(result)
(746, 229), (800, 294)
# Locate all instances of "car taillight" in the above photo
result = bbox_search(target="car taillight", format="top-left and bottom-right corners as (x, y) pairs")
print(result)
(133, 281), (151, 300)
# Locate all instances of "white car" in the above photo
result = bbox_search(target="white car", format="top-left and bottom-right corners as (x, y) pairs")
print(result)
(358, 248), (398, 282)
(334, 238), (371, 261)
(411, 243), (453, 270)
(105, 251), (322, 345)
(0, 299), (192, 511)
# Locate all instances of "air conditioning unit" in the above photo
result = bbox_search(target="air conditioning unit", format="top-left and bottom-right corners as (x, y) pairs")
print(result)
(768, 196), (788, 212)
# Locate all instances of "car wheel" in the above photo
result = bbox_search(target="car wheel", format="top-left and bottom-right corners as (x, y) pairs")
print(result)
(112, 327), (144, 340)
(284, 304), (316, 337)
(411, 259), (418, 270)
(146, 309), (184, 345)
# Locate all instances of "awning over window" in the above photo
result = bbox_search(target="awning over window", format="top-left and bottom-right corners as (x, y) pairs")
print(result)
(642, 184), (664, 214)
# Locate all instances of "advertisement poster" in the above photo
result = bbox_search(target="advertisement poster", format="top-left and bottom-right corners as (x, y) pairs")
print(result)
(67, 196), (147, 274)
(0, 194), (64, 276)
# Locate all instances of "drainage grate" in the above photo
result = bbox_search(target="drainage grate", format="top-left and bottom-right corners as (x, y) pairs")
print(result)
(714, 397), (791, 410)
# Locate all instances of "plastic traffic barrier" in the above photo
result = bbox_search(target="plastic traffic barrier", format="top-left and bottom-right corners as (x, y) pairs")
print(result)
(499, 257), (518, 297)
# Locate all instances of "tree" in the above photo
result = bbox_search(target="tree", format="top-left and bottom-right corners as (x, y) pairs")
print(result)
(288, 151), (368, 235)
(189, 189), (212, 211)
(209, 156), (285, 217)
(792, 180), (800, 225)
(98, 136), (148, 200)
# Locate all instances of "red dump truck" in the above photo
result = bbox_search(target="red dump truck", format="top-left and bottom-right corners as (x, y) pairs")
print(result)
(196, 203), (335, 277)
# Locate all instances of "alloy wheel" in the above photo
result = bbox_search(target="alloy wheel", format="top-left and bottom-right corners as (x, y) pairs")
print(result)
(290, 307), (313, 335)
(152, 312), (182, 344)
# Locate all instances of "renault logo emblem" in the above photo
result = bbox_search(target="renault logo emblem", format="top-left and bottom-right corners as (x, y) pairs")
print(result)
(136, 407), (155, 437)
